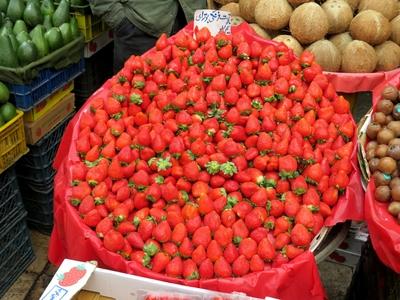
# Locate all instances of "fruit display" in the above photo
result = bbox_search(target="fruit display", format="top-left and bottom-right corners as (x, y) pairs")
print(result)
(364, 83), (400, 221)
(212, 0), (400, 72)
(66, 25), (356, 281)
(0, 0), (81, 68)
(0, 80), (16, 126)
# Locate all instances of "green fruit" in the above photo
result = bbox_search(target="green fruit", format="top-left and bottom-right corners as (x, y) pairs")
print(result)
(13, 20), (27, 35)
(0, 20), (12, 36)
(52, 0), (69, 27)
(70, 16), (80, 39)
(30, 25), (49, 57)
(43, 14), (53, 31)
(17, 40), (37, 65)
(0, 35), (19, 67)
(0, 81), (10, 104)
(0, 102), (16, 122)
(23, 0), (43, 27)
(16, 30), (30, 45)
(59, 22), (72, 44)
(41, 0), (54, 16)
(6, 0), (25, 23)
(0, 115), (4, 127)
(0, 0), (8, 13)
(8, 32), (18, 52)
(45, 27), (63, 51)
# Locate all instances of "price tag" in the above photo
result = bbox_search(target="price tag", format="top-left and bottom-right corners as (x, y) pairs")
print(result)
(194, 9), (232, 37)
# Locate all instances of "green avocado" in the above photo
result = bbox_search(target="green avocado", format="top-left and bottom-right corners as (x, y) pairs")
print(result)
(0, 81), (10, 104)
(30, 25), (49, 58)
(16, 30), (30, 44)
(0, 34), (19, 67)
(23, 0), (43, 27)
(52, 0), (69, 27)
(8, 32), (18, 52)
(45, 27), (63, 51)
(59, 22), (72, 44)
(13, 20), (28, 35)
(70, 16), (80, 39)
(43, 14), (53, 31)
(0, 102), (16, 122)
(40, 0), (54, 16)
(6, 0), (25, 23)
(17, 40), (38, 65)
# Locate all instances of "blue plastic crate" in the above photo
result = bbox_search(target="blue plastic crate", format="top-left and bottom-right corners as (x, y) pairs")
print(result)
(18, 114), (71, 169)
(9, 59), (85, 111)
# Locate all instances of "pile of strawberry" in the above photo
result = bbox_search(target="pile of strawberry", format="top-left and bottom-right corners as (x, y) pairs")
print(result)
(70, 26), (355, 280)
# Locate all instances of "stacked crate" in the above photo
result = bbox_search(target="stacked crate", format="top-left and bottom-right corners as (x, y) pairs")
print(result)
(0, 167), (35, 298)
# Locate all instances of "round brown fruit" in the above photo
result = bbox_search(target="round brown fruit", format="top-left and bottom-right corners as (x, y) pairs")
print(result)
(375, 144), (388, 158)
(382, 85), (399, 102)
(377, 128), (395, 144)
(388, 202), (400, 216)
(387, 121), (400, 136)
(378, 156), (397, 174)
(366, 122), (381, 139)
(387, 144), (400, 160)
(375, 185), (391, 202)
(373, 171), (392, 186)
(373, 112), (387, 124)
(366, 140), (378, 151)
(390, 177), (400, 189)
(391, 185), (400, 201)
(366, 148), (376, 160)
(376, 99), (394, 115)
(341, 40), (377, 73)
(389, 138), (400, 146)
(368, 158), (380, 173)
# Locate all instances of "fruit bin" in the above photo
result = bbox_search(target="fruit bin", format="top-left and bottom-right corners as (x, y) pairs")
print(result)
(8, 59), (85, 111)
(0, 210), (35, 299)
(0, 110), (28, 175)
(73, 12), (107, 42)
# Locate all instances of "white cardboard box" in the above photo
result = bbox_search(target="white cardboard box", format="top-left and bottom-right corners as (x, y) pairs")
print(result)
(40, 259), (279, 300)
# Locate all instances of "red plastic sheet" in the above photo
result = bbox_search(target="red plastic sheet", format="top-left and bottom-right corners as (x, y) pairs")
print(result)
(364, 75), (400, 274)
(49, 22), (364, 299)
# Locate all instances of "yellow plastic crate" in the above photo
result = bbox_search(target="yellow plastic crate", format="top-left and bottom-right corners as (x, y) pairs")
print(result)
(0, 110), (28, 174)
(24, 81), (74, 122)
(73, 12), (107, 42)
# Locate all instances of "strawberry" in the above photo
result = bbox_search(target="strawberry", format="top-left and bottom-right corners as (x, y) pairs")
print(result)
(322, 186), (339, 206)
(183, 259), (199, 280)
(163, 242), (179, 257)
(286, 244), (305, 259)
(275, 232), (291, 249)
(83, 209), (101, 227)
(207, 240), (223, 262)
(250, 254), (265, 272)
(185, 215), (202, 235)
(143, 239), (160, 257)
(214, 257), (232, 278)
(221, 208), (236, 227)
(232, 254), (250, 276)
(192, 245), (207, 265)
(214, 225), (233, 247)
(291, 224), (312, 247)
(104, 230), (124, 252)
(222, 242), (238, 264)
(151, 252), (170, 273)
(295, 206), (315, 229)
(126, 232), (145, 249)
(203, 211), (221, 231)
(96, 217), (113, 238)
(166, 256), (183, 278)
(250, 188), (268, 207)
(131, 251), (151, 267)
(192, 226), (212, 248)
(138, 218), (155, 241)
(233, 200), (252, 219)
(238, 238), (257, 259)
(152, 221), (172, 243)
(274, 216), (291, 236)
(199, 258), (214, 279)
(179, 237), (194, 258)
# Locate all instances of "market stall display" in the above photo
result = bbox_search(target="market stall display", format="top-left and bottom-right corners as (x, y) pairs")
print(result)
(48, 22), (365, 299)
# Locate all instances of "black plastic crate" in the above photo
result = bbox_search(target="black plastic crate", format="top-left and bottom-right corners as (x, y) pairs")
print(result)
(17, 162), (56, 184)
(0, 211), (34, 298)
(18, 114), (71, 169)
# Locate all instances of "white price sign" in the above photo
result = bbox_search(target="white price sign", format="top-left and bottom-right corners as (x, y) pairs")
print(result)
(194, 9), (232, 37)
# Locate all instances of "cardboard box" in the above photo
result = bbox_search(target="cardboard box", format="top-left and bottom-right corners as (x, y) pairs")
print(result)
(24, 93), (75, 144)
(41, 259), (279, 300)
(24, 81), (74, 122)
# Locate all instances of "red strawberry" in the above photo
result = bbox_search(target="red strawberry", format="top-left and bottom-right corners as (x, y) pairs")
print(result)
(232, 219), (249, 244)
(221, 208), (236, 227)
(162, 242), (179, 257)
(185, 215), (202, 235)
(104, 230), (124, 252)
(295, 206), (315, 229)
(192, 245), (207, 266)
(250, 254), (265, 272)
(171, 223), (187, 245)
(238, 238), (257, 259)
(203, 211), (221, 232)
(250, 188), (268, 207)
(232, 254), (250, 276)
(207, 240), (223, 262)
(286, 244), (305, 259)
(131, 251), (151, 267)
(199, 258), (214, 279)
(153, 221), (172, 243)
(291, 224), (312, 247)
(275, 232), (291, 249)
(183, 259), (199, 280)
(250, 227), (268, 243)
(192, 226), (212, 248)
(138, 218), (155, 241)
(274, 216), (291, 236)
(214, 257), (232, 278)
(126, 232), (145, 249)
(151, 252), (171, 273)
(83, 209), (101, 227)
(214, 225), (233, 247)
(166, 256), (183, 278)
(179, 237), (194, 258)
(96, 217), (113, 238)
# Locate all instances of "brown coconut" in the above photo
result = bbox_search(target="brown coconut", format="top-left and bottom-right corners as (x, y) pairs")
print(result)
(359, 0), (398, 20)
(249, 23), (271, 39)
(375, 41), (400, 71)
(322, 0), (353, 34)
(254, 0), (293, 31)
(350, 10), (392, 45)
(306, 40), (342, 72)
(289, 3), (329, 44)
(273, 35), (304, 57)
(231, 16), (245, 26)
(329, 32), (353, 53)
(341, 40), (378, 72)
(391, 15), (400, 45)
(220, 3), (241, 16)
(239, 0), (260, 22)
(287, 0), (313, 6)
(344, 0), (360, 11)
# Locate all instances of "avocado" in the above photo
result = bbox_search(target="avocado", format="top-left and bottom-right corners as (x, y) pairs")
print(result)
(0, 0), (8, 14)
(52, 0), (69, 27)
(13, 20), (28, 35)
(16, 30), (30, 44)
(18, 40), (38, 65)
(23, 1), (43, 27)
(0, 81), (10, 104)
(43, 14), (53, 31)
(6, 0), (25, 23)
(59, 22), (72, 45)
(0, 35), (19, 67)
(0, 18), (12, 34)
(30, 25), (49, 58)
(8, 32), (18, 52)
(40, 0), (54, 16)
(70, 16), (80, 39)
(0, 102), (17, 122)
(45, 27), (63, 51)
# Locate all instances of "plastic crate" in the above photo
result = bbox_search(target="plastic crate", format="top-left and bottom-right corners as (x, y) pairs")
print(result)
(0, 167), (24, 229)
(0, 211), (35, 298)
(9, 59), (85, 111)
(73, 12), (107, 42)
(17, 160), (56, 184)
(18, 114), (71, 169)
(0, 111), (28, 175)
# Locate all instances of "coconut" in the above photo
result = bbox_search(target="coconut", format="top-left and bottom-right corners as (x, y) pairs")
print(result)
(329, 32), (353, 53)
(349, 10), (391, 45)
(273, 35), (304, 57)
(359, 0), (398, 20)
(322, 0), (353, 34)
(391, 15), (400, 45)
(254, 0), (293, 30)
(220, 3), (241, 16)
(287, 0), (313, 6)
(249, 23), (271, 39)
(375, 41), (400, 71)
(239, 0), (260, 22)
(231, 16), (245, 26)
(344, 0), (360, 11)
(289, 3), (329, 44)
(306, 40), (342, 72)
(341, 40), (378, 72)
